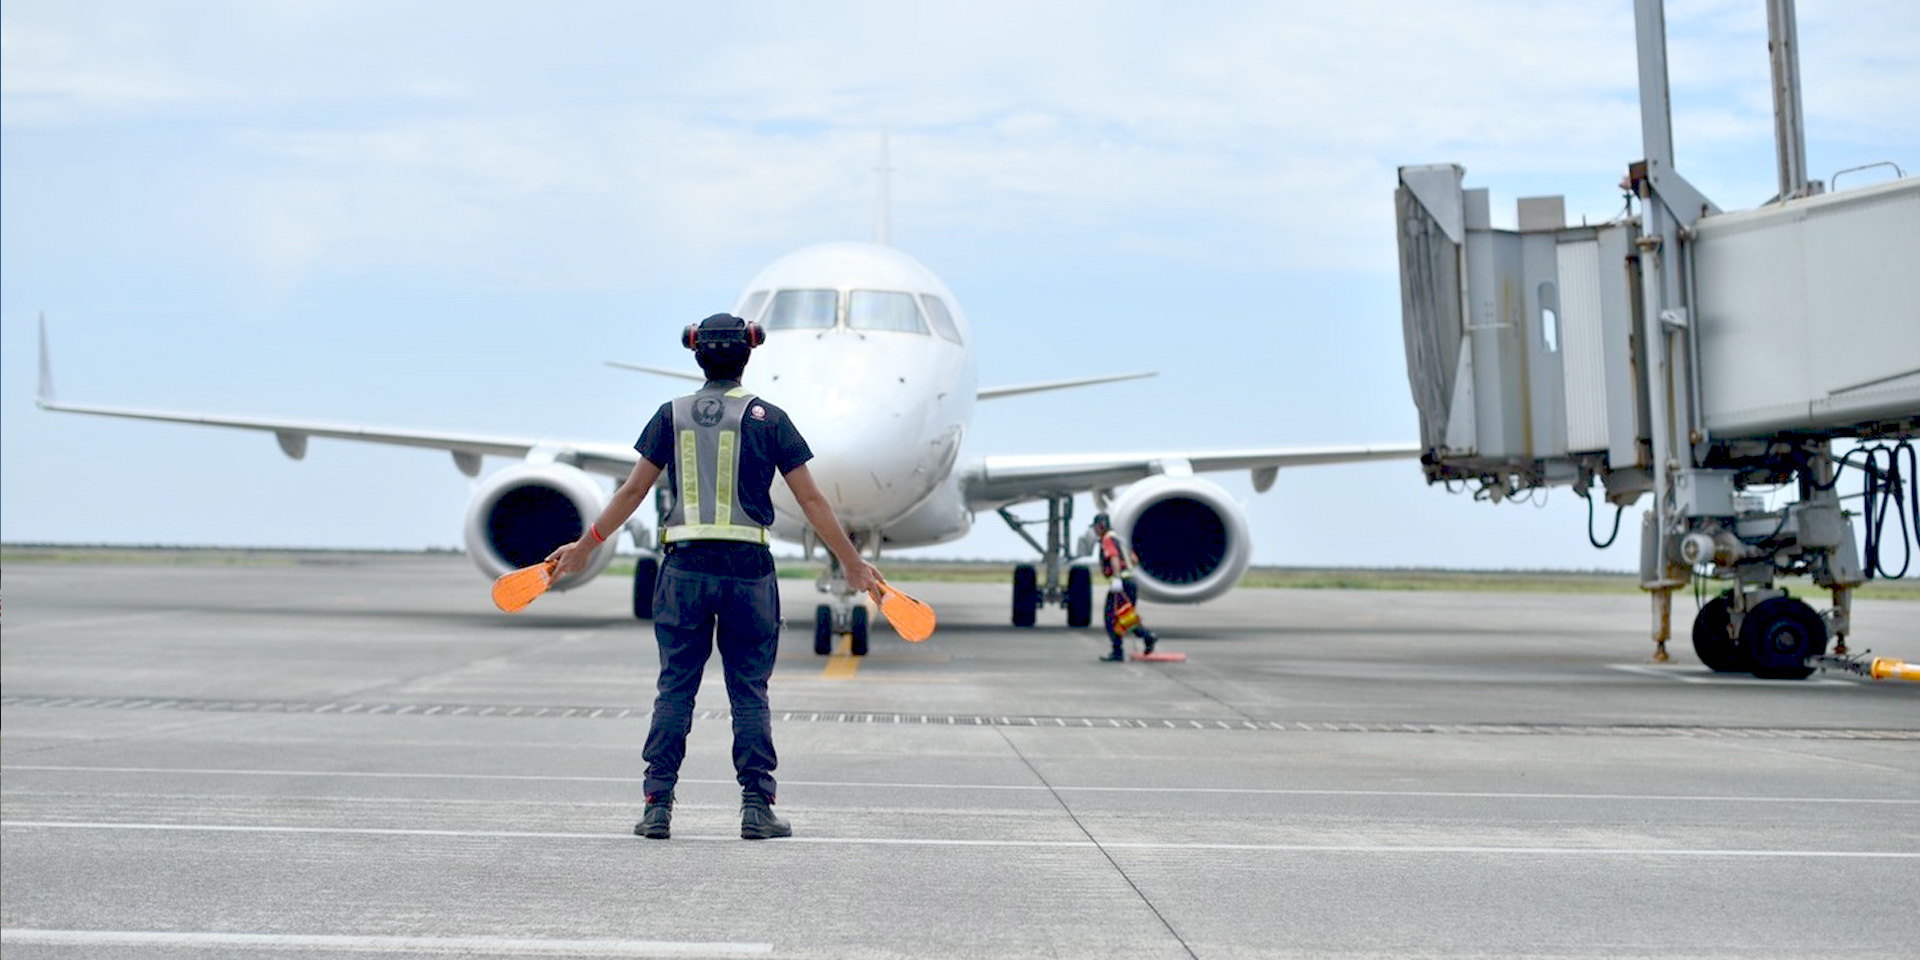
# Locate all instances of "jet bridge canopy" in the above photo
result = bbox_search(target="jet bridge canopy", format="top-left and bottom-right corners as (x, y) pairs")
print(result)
(1398, 166), (1920, 490)
(1691, 176), (1920, 439)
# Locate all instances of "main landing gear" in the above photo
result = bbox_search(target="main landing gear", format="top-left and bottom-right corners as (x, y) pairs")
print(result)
(812, 552), (870, 657)
(999, 495), (1095, 628)
(631, 550), (660, 620)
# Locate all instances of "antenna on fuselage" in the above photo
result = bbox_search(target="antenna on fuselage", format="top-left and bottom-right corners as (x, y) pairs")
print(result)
(874, 124), (893, 246)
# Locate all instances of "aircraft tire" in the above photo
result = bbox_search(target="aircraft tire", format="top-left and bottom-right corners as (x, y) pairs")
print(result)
(1066, 565), (1093, 628)
(632, 556), (659, 620)
(850, 605), (869, 656)
(1689, 593), (1747, 672)
(1741, 596), (1825, 680)
(1012, 565), (1038, 628)
(814, 605), (834, 656)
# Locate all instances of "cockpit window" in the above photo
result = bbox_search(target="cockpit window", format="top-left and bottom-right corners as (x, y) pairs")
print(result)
(762, 289), (838, 330)
(736, 290), (770, 324)
(919, 294), (963, 344)
(848, 290), (929, 334)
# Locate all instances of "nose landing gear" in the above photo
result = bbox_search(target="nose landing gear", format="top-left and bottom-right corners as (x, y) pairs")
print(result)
(811, 551), (871, 656)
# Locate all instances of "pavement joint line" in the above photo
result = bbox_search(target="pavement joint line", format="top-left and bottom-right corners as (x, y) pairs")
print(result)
(5, 694), (1917, 738)
(0, 929), (775, 956)
(7, 820), (1916, 859)
(995, 725), (1200, 959)
(6, 763), (1919, 806)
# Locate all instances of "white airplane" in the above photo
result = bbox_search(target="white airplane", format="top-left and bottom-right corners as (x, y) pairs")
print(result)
(37, 240), (1419, 653)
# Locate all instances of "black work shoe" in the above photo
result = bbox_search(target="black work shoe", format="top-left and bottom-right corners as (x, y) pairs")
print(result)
(1101, 649), (1126, 662)
(635, 794), (673, 839)
(1141, 631), (1157, 655)
(740, 794), (791, 840)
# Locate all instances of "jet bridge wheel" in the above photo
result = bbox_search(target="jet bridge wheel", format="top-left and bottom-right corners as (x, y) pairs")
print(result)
(631, 556), (659, 620)
(1011, 565), (1039, 628)
(814, 605), (834, 656)
(1690, 593), (1748, 673)
(1066, 565), (1093, 628)
(1740, 596), (1826, 680)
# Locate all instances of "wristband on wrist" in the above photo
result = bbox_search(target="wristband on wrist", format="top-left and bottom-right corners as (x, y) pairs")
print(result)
(589, 522), (607, 544)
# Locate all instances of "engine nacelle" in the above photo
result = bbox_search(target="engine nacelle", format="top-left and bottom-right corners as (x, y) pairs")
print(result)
(1107, 474), (1251, 604)
(462, 462), (614, 589)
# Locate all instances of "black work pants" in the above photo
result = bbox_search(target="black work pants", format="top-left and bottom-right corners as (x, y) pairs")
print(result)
(642, 559), (782, 801)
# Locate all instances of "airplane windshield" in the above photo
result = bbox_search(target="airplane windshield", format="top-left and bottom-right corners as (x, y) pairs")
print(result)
(920, 295), (963, 344)
(763, 289), (838, 330)
(736, 290), (771, 324)
(848, 290), (930, 334)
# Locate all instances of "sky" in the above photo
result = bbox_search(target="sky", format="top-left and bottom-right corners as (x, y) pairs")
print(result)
(4, 0), (1917, 574)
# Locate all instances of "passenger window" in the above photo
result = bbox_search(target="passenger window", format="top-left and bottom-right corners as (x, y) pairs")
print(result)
(848, 290), (929, 334)
(736, 290), (770, 324)
(763, 289), (838, 330)
(920, 295), (964, 344)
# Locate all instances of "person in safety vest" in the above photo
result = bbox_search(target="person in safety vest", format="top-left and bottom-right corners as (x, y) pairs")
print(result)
(548, 313), (880, 841)
(1092, 512), (1157, 662)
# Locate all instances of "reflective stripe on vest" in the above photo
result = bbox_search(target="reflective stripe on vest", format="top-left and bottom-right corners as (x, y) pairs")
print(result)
(662, 386), (770, 545)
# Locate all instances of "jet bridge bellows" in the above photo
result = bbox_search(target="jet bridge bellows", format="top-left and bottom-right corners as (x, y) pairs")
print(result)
(1395, 0), (1919, 678)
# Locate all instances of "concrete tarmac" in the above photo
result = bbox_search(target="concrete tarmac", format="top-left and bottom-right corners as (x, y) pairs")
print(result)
(4, 554), (1917, 959)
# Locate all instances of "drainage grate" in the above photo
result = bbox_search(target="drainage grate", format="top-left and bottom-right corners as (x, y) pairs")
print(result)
(4, 695), (1916, 739)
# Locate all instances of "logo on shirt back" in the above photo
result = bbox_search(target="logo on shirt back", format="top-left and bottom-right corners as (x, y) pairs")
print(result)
(692, 396), (726, 428)
(750, 404), (767, 421)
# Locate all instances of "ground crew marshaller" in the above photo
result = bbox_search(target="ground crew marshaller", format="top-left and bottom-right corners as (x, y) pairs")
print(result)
(548, 313), (880, 840)
(1092, 512), (1158, 662)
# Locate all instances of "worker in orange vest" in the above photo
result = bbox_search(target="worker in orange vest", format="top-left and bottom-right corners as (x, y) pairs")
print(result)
(1092, 513), (1158, 662)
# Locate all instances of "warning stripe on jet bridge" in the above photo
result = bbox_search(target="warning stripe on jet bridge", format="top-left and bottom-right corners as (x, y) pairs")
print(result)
(3, 695), (1916, 740)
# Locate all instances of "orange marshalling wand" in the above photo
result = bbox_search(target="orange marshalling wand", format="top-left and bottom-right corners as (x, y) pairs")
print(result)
(874, 581), (936, 642)
(492, 561), (556, 613)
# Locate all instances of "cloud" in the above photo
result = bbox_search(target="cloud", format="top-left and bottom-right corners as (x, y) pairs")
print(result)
(10, 0), (1911, 291)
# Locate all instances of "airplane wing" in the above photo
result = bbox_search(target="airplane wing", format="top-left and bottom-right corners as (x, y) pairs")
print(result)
(977, 372), (1155, 400)
(604, 360), (703, 382)
(609, 362), (1157, 400)
(36, 396), (643, 479)
(962, 443), (1422, 507)
(38, 319), (639, 479)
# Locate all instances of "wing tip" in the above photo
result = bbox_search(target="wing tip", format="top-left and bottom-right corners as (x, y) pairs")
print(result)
(36, 312), (57, 405)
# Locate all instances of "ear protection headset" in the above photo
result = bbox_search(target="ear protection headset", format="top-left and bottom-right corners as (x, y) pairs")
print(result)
(682, 314), (765, 351)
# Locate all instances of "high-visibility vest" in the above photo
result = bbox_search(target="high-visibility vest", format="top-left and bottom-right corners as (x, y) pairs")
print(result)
(661, 386), (770, 546)
(1099, 531), (1132, 580)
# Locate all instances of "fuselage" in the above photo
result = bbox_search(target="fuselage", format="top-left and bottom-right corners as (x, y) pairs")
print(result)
(732, 242), (978, 549)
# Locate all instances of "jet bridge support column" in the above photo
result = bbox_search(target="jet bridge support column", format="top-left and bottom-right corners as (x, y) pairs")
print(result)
(1631, 0), (1726, 660)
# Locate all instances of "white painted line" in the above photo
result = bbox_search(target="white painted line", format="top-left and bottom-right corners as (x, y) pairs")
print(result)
(4, 820), (1915, 859)
(1607, 664), (1855, 686)
(1, 764), (652, 784)
(0, 929), (772, 956)
(6, 763), (1916, 806)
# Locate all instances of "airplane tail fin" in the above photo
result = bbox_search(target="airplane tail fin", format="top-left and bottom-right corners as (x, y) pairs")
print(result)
(875, 124), (892, 247)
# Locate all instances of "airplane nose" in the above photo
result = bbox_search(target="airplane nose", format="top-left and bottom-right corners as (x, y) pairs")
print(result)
(781, 386), (931, 525)
(751, 330), (953, 528)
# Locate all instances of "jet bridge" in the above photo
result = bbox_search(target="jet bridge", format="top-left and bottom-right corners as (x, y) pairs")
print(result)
(1396, 0), (1919, 678)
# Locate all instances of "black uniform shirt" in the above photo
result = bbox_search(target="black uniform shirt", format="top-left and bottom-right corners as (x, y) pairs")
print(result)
(635, 381), (813, 576)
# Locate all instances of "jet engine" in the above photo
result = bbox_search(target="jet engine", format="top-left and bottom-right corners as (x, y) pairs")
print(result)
(1106, 474), (1251, 604)
(462, 462), (614, 589)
